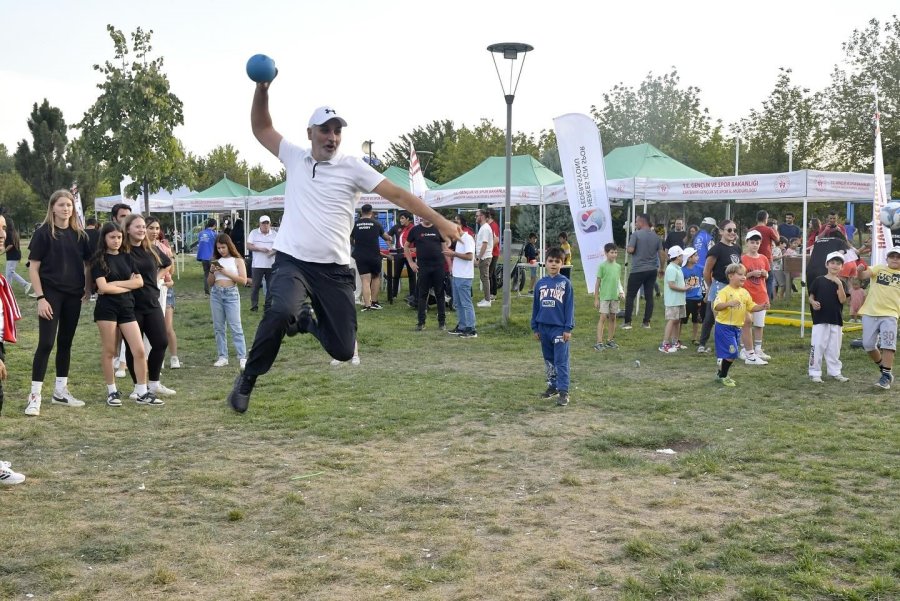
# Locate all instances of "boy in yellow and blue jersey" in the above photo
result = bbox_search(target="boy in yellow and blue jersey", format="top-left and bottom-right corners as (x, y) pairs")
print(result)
(713, 263), (769, 386)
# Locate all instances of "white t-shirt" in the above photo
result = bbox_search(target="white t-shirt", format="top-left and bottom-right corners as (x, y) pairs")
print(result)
(248, 227), (278, 268)
(214, 256), (240, 284)
(452, 232), (475, 279)
(277, 139), (385, 265)
(475, 223), (494, 260)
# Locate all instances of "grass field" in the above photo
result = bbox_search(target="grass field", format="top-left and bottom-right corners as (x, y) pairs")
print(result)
(0, 257), (897, 600)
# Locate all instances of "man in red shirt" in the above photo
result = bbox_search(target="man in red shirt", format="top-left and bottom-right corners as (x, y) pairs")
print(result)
(488, 209), (500, 300)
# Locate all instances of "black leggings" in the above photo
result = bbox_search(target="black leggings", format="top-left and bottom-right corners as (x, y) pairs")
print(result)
(31, 288), (83, 381)
(125, 309), (168, 382)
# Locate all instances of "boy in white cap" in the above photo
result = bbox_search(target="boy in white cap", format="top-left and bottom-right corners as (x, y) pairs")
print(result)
(855, 248), (900, 389)
(808, 251), (849, 383)
(660, 245), (688, 353)
(741, 230), (771, 364)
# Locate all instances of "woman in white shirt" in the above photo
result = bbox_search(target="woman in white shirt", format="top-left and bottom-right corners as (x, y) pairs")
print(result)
(207, 234), (248, 369)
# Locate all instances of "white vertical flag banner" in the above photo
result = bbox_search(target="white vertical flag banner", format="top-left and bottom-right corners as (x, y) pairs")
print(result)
(409, 143), (428, 224)
(871, 94), (894, 266)
(71, 182), (85, 228)
(553, 113), (613, 292)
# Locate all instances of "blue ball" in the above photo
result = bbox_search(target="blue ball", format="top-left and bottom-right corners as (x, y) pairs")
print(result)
(246, 54), (277, 83)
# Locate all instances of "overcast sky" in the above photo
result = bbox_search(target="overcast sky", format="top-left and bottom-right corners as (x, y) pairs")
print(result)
(1, 0), (895, 179)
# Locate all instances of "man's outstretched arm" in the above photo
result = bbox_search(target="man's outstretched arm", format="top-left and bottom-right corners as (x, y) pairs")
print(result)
(373, 181), (459, 243)
(251, 82), (283, 157)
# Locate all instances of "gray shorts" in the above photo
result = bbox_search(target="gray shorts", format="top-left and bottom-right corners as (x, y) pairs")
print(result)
(862, 315), (897, 351)
(665, 305), (687, 320)
(599, 299), (619, 314)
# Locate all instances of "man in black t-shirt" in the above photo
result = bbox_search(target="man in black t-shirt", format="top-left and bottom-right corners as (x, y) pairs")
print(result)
(404, 219), (448, 330)
(350, 204), (390, 310)
(664, 218), (686, 250)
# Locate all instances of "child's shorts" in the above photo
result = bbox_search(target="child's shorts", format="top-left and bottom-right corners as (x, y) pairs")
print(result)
(665, 305), (686, 320)
(751, 310), (766, 328)
(714, 323), (741, 360)
(861, 315), (897, 351)
(682, 298), (703, 324)
(166, 287), (176, 309)
(599, 300), (619, 315)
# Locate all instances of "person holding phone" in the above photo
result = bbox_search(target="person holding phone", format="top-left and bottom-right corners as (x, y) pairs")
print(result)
(208, 234), (248, 369)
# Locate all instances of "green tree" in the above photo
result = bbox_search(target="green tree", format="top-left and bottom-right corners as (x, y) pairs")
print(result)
(383, 120), (457, 181)
(820, 16), (900, 195)
(734, 68), (824, 174)
(188, 144), (280, 192)
(67, 136), (113, 215)
(77, 25), (189, 213)
(433, 119), (542, 183)
(14, 99), (72, 201)
(0, 144), (43, 231)
(590, 68), (720, 174)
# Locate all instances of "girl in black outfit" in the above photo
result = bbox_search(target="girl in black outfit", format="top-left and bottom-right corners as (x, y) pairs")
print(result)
(2, 216), (31, 293)
(91, 222), (156, 406)
(25, 190), (93, 417)
(121, 214), (172, 402)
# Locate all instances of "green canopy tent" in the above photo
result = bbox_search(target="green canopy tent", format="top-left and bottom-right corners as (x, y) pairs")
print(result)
(604, 143), (708, 180)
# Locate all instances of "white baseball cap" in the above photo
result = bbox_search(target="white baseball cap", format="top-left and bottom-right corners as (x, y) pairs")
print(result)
(701, 217), (717, 226)
(259, 215), (271, 223)
(825, 251), (845, 263)
(308, 106), (347, 128)
(681, 247), (697, 266)
(745, 230), (762, 241)
(667, 245), (684, 259)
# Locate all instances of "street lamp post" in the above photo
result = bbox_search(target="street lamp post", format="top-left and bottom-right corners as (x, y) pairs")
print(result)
(362, 140), (375, 167)
(487, 42), (533, 326)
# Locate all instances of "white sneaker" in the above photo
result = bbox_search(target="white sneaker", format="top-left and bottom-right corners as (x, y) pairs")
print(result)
(129, 389), (139, 400)
(330, 358), (343, 367)
(810, 376), (824, 383)
(52, 388), (85, 407)
(170, 356), (182, 369)
(239, 358), (247, 370)
(756, 350), (772, 360)
(24, 393), (41, 416)
(115, 368), (127, 378)
(351, 355), (360, 366)
(476, 299), (492, 307)
(745, 354), (769, 366)
(832, 374), (849, 382)
(213, 357), (229, 367)
(152, 383), (177, 396)
(738, 349), (748, 360)
(0, 461), (25, 485)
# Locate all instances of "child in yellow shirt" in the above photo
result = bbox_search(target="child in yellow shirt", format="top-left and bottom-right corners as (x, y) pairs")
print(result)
(713, 264), (769, 386)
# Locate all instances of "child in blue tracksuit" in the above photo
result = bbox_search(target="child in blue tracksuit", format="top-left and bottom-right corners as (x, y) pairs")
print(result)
(531, 247), (575, 406)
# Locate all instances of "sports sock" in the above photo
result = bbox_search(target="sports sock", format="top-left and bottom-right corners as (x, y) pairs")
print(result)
(719, 359), (733, 377)
(31, 381), (43, 395)
(107, 384), (117, 394)
(54, 376), (68, 393)
(135, 384), (148, 396)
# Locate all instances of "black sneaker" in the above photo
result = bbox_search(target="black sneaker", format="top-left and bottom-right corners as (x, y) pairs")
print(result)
(250, 306), (258, 312)
(135, 391), (165, 406)
(370, 302), (383, 310)
(361, 305), (372, 312)
(540, 386), (559, 399)
(106, 391), (122, 407)
(286, 303), (314, 337)
(447, 327), (463, 335)
(460, 329), (478, 338)
(416, 324), (426, 331)
(228, 373), (256, 413)
(557, 391), (569, 406)
(438, 324), (446, 331)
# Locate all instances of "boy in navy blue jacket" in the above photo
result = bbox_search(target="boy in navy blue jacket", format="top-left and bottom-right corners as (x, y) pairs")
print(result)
(531, 247), (575, 406)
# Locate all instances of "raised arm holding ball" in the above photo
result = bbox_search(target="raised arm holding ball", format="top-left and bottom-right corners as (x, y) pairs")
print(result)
(228, 66), (457, 413)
